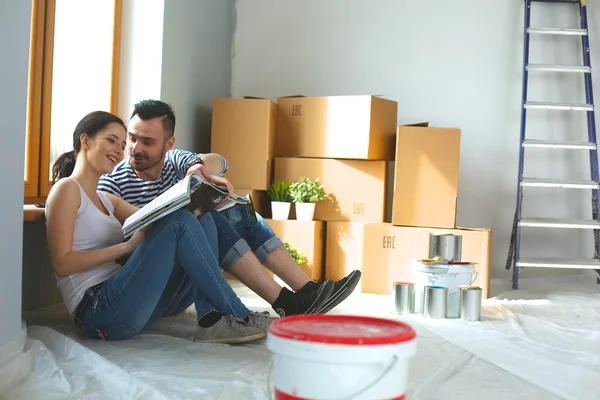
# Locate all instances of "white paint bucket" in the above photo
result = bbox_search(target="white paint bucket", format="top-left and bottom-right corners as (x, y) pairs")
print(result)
(411, 260), (477, 318)
(266, 314), (417, 400)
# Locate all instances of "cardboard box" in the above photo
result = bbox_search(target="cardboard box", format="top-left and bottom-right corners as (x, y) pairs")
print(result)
(235, 189), (271, 219)
(274, 157), (387, 222)
(392, 124), (461, 229)
(276, 95), (398, 160)
(361, 223), (491, 298)
(265, 219), (325, 280)
(211, 98), (276, 190)
(325, 222), (367, 284)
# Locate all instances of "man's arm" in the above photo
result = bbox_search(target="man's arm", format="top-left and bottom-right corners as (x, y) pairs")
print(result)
(199, 153), (228, 176)
(97, 175), (122, 198)
(171, 149), (228, 178)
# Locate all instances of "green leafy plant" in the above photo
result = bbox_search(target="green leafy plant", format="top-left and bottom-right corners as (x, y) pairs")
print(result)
(284, 242), (307, 266)
(267, 180), (291, 202)
(289, 177), (326, 203)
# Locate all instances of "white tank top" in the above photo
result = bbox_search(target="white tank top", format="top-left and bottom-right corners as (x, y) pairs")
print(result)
(48, 178), (125, 314)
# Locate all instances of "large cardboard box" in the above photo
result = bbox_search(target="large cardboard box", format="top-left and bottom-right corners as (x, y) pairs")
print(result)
(392, 124), (461, 229)
(274, 157), (387, 222)
(235, 189), (271, 219)
(211, 98), (276, 190)
(325, 222), (367, 285)
(265, 219), (325, 280)
(361, 223), (491, 298)
(276, 95), (398, 160)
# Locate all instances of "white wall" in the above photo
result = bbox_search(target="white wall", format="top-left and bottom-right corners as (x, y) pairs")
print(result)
(161, 0), (235, 153)
(232, 0), (600, 279)
(118, 0), (165, 121)
(0, 0), (29, 348)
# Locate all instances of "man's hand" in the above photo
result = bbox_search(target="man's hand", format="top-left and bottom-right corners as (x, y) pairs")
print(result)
(186, 163), (234, 197)
(186, 163), (207, 178)
(207, 174), (234, 198)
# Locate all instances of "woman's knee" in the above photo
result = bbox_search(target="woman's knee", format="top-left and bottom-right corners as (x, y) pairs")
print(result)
(162, 208), (197, 225)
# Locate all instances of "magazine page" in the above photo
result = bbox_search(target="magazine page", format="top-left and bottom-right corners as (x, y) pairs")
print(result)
(122, 174), (196, 235)
(214, 193), (251, 212)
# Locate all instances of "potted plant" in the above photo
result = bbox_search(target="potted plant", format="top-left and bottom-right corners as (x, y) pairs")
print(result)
(289, 177), (326, 221)
(267, 179), (291, 220)
(284, 242), (308, 267)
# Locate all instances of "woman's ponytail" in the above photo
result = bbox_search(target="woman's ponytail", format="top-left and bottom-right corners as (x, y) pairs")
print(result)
(52, 150), (77, 184)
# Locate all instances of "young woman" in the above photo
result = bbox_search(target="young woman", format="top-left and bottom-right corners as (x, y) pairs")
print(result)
(45, 111), (329, 344)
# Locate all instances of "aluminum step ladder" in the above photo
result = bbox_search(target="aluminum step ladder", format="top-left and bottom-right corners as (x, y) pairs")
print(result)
(506, 0), (600, 289)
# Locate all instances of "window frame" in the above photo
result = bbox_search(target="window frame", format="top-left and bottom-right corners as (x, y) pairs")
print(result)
(24, 0), (122, 204)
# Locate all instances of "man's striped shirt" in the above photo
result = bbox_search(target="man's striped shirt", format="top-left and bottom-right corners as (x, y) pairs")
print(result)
(97, 149), (227, 208)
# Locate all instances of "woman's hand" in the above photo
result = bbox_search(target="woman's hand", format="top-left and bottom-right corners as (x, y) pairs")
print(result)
(126, 224), (153, 252)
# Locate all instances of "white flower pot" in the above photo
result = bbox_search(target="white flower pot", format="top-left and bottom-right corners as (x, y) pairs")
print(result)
(271, 201), (291, 220)
(295, 202), (316, 221)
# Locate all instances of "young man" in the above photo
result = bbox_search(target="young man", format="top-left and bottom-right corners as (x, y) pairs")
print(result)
(98, 100), (361, 339)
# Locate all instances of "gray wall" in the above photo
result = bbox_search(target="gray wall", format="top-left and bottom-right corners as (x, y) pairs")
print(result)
(232, 0), (600, 279)
(1, 1), (31, 345)
(161, 0), (235, 153)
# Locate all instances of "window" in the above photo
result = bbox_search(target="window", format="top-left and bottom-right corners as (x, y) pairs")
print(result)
(24, 0), (122, 203)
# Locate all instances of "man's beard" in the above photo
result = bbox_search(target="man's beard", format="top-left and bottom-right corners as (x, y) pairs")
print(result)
(129, 143), (167, 172)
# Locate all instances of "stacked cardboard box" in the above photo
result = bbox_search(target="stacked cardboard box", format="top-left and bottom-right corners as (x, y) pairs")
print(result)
(210, 95), (492, 299)
(211, 98), (275, 217)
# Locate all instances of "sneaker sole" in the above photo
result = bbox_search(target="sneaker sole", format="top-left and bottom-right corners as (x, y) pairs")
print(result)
(317, 270), (362, 314)
(193, 331), (266, 344)
(304, 280), (335, 315)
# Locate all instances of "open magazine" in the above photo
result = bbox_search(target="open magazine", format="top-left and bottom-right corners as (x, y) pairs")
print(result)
(122, 172), (251, 239)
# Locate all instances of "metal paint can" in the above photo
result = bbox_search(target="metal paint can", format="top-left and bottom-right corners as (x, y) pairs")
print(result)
(459, 285), (482, 321)
(392, 282), (415, 315)
(423, 286), (448, 319)
(428, 232), (463, 262)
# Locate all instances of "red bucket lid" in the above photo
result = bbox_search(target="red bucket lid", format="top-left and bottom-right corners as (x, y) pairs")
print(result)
(267, 314), (416, 346)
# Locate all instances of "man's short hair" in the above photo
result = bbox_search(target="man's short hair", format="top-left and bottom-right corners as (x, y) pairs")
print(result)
(131, 99), (176, 137)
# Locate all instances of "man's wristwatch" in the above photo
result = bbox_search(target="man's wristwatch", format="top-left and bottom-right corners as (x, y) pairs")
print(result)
(185, 155), (205, 170)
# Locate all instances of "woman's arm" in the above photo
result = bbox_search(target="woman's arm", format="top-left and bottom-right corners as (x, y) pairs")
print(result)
(105, 193), (139, 224)
(46, 179), (133, 277)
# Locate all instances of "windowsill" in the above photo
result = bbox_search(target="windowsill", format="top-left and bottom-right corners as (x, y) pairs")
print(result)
(24, 204), (45, 222)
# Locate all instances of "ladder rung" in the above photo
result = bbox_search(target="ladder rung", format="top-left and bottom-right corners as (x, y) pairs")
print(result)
(527, 27), (588, 36)
(521, 178), (599, 189)
(519, 217), (600, 229)
(527, 64), (591, 73)
(516, 257), (600, 269)
(522, 139), (597, 150)
(524, 101), (593, 111)
(530, 0), (584, 3)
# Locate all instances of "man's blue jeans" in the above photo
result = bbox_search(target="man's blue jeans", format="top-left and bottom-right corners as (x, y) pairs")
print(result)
(206, 207), (283, 270)
(77, 209), (250, 341)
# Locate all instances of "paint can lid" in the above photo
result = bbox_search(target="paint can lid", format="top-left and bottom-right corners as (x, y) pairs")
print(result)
(267, 314), (416, 345)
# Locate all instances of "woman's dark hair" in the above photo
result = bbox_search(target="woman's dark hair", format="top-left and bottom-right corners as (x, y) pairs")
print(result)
(52, 111), (126, 183)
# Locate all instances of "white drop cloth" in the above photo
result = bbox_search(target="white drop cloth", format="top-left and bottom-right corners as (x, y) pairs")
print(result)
(2, 274), (598, 400)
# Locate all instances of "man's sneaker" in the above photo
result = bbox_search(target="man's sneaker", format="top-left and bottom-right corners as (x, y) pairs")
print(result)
(245, 311), (278, 330)
(313, 270), (362, 314)
(272, 280), (334, 317)
(193, 316), (265, 344)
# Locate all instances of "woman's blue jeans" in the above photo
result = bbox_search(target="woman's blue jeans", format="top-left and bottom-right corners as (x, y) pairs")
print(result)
(78, 209), (250, 341)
